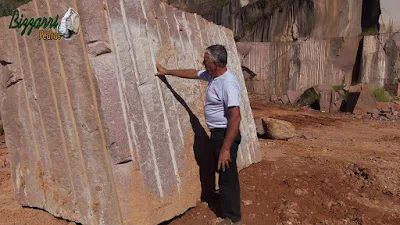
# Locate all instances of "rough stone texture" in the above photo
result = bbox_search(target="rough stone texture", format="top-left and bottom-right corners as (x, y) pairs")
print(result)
(360, 35), (399, 89)
(349, 84), (369, 93)
(346, 92), (378, 115)
(287, 90), (302, 105)
(281, 95), (289, 105)
(270, 95), (278, 102)
(377, 102), (391, 111)
(319, 90), (332, 113)
(261, 118), (295, 140)
(392, 101), (400, 112)
(398, 83), (400, 96)
(254, 118), (264, 136)
(237, 38), (359, 98)
(311, 85), (342, 113)
(196, 0), (362, 42)
(0, 1), (260, 224)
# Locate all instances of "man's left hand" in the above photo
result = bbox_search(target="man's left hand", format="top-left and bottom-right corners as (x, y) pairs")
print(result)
(218, 149), (231, 172)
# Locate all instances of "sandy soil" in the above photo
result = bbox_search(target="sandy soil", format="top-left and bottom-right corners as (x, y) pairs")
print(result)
(1, 98), (400, 225)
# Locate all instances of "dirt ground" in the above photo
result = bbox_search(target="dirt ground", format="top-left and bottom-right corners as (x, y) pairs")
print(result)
(1, 98), (400, 225)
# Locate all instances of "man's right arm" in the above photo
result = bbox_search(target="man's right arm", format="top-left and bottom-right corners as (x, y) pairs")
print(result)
(155, 63), (199, 79)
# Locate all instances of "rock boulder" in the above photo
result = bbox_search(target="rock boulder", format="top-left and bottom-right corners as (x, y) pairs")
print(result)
(261, 118), (296, 140)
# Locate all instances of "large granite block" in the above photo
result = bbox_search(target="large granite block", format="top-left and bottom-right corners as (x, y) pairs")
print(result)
(0, 0), (260, 224)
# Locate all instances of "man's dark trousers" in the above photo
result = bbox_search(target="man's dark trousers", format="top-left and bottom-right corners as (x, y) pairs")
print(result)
(210, 128), (241, 223)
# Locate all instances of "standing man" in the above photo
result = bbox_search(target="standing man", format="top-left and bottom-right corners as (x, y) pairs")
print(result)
(155, 45), (242, 225)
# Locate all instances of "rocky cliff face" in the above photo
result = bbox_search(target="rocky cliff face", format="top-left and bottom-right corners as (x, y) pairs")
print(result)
(237, 37), (360, 97)
(173, 0), (362, 42)
(0, 1), (260, 224)
(360, 34), (399, 89)
(380, 0), (400, 33)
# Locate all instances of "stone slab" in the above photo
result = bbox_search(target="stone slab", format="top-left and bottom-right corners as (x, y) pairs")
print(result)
(0, 1), (260, 224)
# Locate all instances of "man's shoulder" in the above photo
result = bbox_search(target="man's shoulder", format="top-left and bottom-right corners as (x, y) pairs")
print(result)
(224, 70), (239, 82)
(221, 70), (240, 87)
(198, 70), (212, 81)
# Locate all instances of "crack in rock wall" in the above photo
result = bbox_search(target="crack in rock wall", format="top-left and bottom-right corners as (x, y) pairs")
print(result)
(0, 0), (260, 224)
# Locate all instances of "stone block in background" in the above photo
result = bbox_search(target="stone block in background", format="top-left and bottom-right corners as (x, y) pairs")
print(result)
(287, 90), (302, 105)
(319, 90), (332, 113)
(281, 95), (289, 105)
(237, 37), (358, 99)
(0, 1), (260, 224)
(345, 92), (378, 114)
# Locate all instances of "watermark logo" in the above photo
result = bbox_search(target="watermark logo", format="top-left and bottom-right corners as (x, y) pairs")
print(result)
(9, 9), (59, 36)
(9, 8), (80, 40)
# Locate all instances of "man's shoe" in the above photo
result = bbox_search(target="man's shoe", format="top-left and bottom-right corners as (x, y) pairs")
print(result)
(216, 218), (242, 225)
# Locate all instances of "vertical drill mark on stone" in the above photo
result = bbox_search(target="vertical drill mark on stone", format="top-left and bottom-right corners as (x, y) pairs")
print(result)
(181, 12), (196, 68)
(156, 73), (182, 196)
(216, 25), (225, 45)
(33, 0), (76, 207)
(22, 35), (54, 202)
(137, 0), (164, 198)
(13, 30), (46, 205)
(155, 13), (162, 44)
(110, 0), (160, 197)
(130, 120), (139, 159)
(117, 0), (143, 161)
(174, 12), (186, 56)
(195, 14), (204, 47)
(142, 0), (180, 198)
(162, 6), (185, 148)
(72, 0), (124, 223)
(153, 3), (182, 196)
(119, 0), (139, 84)
(44, 0), (97, 220)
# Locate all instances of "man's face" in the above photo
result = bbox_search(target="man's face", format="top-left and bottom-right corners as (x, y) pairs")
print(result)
(203, 53), (217, 73)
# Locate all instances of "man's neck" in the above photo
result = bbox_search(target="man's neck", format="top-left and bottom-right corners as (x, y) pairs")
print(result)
(210, 67), (228, 78)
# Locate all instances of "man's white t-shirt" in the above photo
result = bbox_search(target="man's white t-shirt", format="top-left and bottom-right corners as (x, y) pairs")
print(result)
(198, 70), (241, 130)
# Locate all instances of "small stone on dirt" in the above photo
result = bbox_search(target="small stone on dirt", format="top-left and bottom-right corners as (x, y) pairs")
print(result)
(242, 200), (253, 206)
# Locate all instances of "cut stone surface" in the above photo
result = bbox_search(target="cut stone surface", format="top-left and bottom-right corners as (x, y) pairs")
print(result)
(237, 38), (359, 98)
(0, 1), (260, 224)
(360, 35), (399, 88)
